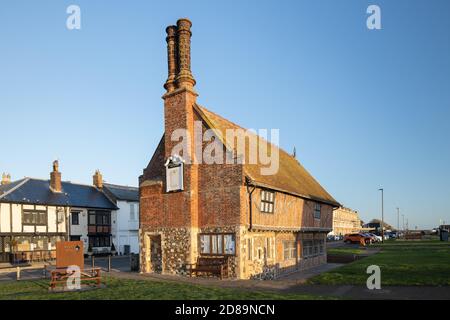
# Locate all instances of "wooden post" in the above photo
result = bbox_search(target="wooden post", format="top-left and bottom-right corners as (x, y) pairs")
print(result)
(108, 255), (111, 272)
(16, 266), (20, 280)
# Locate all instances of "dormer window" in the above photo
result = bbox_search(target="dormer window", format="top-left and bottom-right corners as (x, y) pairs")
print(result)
(164, 155), (184, 192)
(260, 190), (275, 213)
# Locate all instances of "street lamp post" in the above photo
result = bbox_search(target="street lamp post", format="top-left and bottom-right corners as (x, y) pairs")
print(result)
(397, 207), (400, 233)
(379, 188), (384, 242)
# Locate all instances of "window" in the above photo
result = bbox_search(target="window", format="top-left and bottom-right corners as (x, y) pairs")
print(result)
(314, 203), (321, 219)
(88, 210), (111, 234)
(247, 239), (252, 260)
(23, 209), (46, 225)
(303, 239), (325, 257)
(283, 241), (296, 260)
(260, 190), (275, 213)
(302, 240), (313, 258)
(89, 212), (96, 225)
(130, 203), (136, 221)
(318, 239), (324, 254)
(89, 236), (111, 248)
(71, 212), (79, 225)
(200, 233), (236, 255)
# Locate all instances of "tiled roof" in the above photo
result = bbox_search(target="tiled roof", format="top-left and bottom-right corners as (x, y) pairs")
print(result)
(103, 183), (139, 202)
(0, 178), (118, 210)
(195, 104), (340, 207)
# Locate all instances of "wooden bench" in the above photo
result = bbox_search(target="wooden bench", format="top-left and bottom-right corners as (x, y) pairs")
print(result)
(187, 256), (229, 279)
(49, 267), (101, 290)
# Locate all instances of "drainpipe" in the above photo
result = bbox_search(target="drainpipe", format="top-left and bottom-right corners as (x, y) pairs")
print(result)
(245, 177), (256, 232)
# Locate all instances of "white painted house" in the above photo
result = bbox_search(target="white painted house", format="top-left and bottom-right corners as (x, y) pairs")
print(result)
(103, 183), (139, 255)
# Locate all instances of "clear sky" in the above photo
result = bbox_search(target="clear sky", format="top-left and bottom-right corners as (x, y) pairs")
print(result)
(1, 0), (449, 229)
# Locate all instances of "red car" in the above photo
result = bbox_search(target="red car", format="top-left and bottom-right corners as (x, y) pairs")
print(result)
(343, 233), (372, 245)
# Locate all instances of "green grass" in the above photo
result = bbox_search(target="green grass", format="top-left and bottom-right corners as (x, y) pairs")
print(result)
(311, 240), (450, 286)
(327, 247), (367, 256)
(0, 276), (332, 300)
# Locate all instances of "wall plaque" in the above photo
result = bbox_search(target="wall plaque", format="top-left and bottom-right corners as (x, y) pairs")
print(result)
(165, 155), (184, 192)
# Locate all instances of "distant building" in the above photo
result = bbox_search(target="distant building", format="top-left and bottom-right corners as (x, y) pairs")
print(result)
(331, 207), (361, 236)
(363, 219), (394, 233)
(0, 161), (137, 263)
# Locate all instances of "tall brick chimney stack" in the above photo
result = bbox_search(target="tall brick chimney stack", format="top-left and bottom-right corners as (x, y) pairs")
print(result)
(161, 18), (199, 264)
(50, 160), (62, 193)
(164, 25), (177, 93)
(1, 173), (11, 185)
(175, 18), (196, 90)
(93, 169), (103, 189)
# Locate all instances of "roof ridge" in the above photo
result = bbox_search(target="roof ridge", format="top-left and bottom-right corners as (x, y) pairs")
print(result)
(24, 177), (99, 189)
(0, 178), (30, 200)
(103, 183), (138, 189)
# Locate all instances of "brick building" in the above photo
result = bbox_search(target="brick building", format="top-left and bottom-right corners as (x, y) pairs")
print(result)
(139, 18), (340, 279)
(330, 207), (361, 236)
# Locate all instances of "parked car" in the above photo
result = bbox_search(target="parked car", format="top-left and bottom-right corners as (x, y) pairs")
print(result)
(361, 233), (376, 244)
(343, 233), (372, 245)
(368, 233), (382, 242)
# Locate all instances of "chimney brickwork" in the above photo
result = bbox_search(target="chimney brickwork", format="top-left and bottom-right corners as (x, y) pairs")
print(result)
(164, 25), (178, 93)
(50, 160), (62, 192)
(93, 169), (103, 189)
(1, 173), (11, 185)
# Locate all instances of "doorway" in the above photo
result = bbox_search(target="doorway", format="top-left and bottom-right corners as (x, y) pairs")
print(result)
(146, 234), (162, 273)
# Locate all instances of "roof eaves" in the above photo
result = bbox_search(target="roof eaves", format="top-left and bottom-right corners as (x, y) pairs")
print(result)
(246, 176), (340, 208)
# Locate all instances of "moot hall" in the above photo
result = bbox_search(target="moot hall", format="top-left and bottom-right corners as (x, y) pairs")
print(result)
(139, 18), (340, 279)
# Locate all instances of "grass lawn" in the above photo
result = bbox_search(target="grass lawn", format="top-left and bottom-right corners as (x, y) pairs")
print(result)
(0, 276), (332, 300)
(327, 247), (367, 256)
(311, 240), (450, 286)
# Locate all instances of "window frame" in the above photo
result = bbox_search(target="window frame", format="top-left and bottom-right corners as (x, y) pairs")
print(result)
(260, 189), (275, 214)
(22, 208), (47, 226)
(283, 240), (296, 261)
(199, 233), (236, 256)
(314, 203), (322, 219)
(71, 212), (80, 225)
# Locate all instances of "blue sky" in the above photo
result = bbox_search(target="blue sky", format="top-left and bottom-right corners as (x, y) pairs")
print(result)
(1, 0), (449, 229)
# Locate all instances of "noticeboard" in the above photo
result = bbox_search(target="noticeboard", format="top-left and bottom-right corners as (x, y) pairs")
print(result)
(56, 241), (84, 270)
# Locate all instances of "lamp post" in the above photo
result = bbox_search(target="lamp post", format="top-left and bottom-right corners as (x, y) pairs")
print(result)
(397, 207), (400, 234)
(379, 188), (384, 243)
